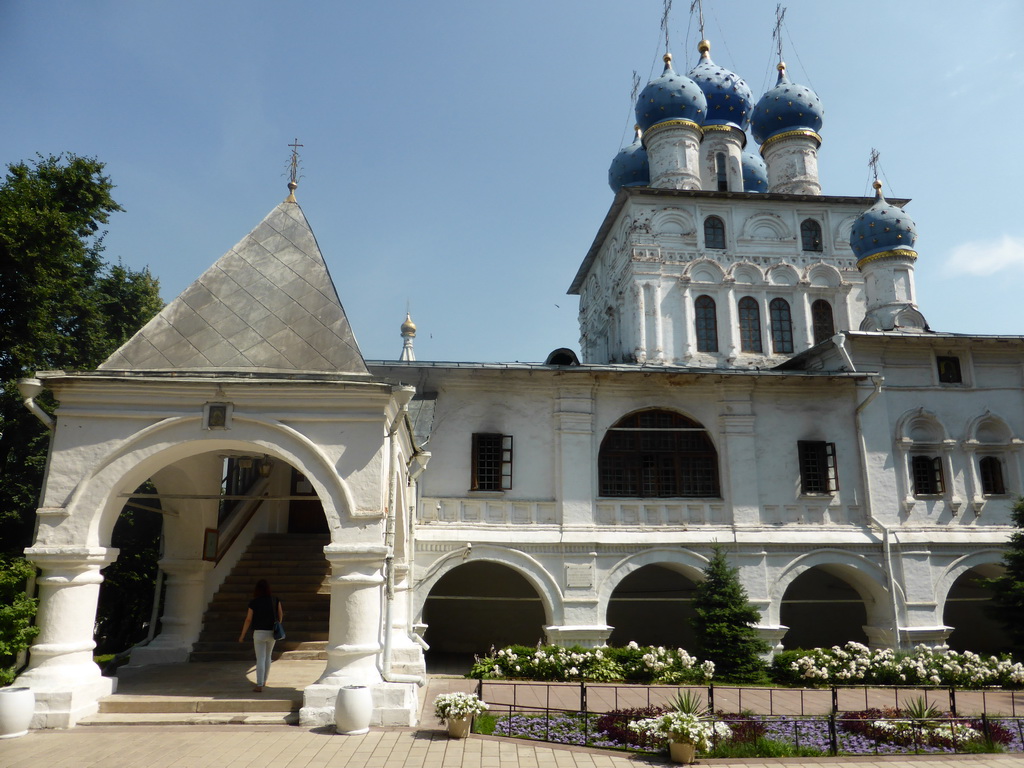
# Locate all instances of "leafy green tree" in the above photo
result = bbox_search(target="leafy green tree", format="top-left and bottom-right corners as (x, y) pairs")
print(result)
(693, 545), (770, 684)
(0, 556), (39, 684)
(984, 497), (1024, 658)
(0, 154), (162, 555)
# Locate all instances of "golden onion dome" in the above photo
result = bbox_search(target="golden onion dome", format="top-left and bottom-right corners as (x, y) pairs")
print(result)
(401, 312), (417, 336)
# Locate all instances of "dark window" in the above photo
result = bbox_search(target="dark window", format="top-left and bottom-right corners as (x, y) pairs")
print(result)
(937, 356), (962, 384)
(471, 433), (512, 491)
(769, 298), (794, 354)
(738, 296), (762, 353)
(980, 456), (1006, 495)
(694, 295), (718, 353)
(911, 455), (944, 496)
(798, 441), (839, 494)
(599, 410), (720, 498)
(801, 219), (823, 252)
(811, 300), (834, 345)
(704, 216), (726, 249)
(715, 153), (728, 192)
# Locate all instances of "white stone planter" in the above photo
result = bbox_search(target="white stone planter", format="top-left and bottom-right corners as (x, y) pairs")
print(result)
(446, 716), (471, 738)
(0, 687), (35, 739)
(668, 741), (696, 764)
(335, 685), (372, 735)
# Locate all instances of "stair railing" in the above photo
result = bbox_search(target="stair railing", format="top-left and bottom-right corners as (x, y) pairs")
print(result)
(211, 475), (271, 564)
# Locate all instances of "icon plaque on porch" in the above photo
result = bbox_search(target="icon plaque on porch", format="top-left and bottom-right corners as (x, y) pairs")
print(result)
(203, 402), (232, 430)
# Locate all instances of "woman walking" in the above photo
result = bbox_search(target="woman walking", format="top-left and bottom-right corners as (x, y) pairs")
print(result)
(238, 579), (284, 692)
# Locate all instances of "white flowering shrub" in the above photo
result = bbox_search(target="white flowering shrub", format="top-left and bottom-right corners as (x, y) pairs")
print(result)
(629, 711), (733, 751)
(469, 643), (714, 684)
(787, 642), (1024, 689)
(433, 692), (488, 722)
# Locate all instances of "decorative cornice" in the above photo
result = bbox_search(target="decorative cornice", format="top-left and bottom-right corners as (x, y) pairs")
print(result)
(856, 248), (919, 268)
(643, 119), (703, 143)
(759, 129), (822, 153)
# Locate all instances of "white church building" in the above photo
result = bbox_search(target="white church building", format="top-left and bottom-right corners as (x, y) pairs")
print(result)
(15, 36), (1017, 730)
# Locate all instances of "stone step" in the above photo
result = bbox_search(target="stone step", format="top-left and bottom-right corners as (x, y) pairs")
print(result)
(98, 696), (299, 713)
(80, 711), (299, 726)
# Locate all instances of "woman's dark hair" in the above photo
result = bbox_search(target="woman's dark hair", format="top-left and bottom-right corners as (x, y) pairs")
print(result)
(254, 579), (271, 598)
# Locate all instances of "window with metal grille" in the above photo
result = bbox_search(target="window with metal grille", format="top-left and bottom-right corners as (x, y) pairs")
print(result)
(769, 298), (794, 354)
(694, 295), (718, 353)
(811, 300), (834, 345)
(936, 356), (962, 384)
(798, 441), (838, 494)
(979, 456), (1006, 495)
(704, 215), (726, 249)
(471, 433), (512, 491)
(738, 296), (762, 353)
(599, 410), (720, 498)
(911, 455), (944, 495)
(801, 219), (823, 251)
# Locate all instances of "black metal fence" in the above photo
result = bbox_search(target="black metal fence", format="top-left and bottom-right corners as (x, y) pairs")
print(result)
(474, 680), (1024, 756)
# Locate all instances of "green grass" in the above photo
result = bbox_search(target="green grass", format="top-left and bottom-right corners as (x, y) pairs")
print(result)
(472, 714), (498, 735)
(706, 737), (827, 759)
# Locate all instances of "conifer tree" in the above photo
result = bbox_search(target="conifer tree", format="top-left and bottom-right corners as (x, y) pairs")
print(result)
(984, 497), (1024, 658)
(693, 545), (770, 683)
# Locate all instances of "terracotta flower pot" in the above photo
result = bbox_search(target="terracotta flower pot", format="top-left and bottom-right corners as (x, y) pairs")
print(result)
(447, 716), (472, 738)
(668, 740), (696, 764)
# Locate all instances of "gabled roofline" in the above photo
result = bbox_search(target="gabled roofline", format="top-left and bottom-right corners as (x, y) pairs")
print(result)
(567, 187), (911, 295)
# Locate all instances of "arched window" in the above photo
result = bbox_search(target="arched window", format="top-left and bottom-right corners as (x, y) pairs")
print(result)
(738, 296), (762, 353)
(599, 410), (720, 498)
(704, 216), (726, 249)
(769, 298), (794, 354)
(801, 219), (823, 252)
(715, 153), (728, 192)
(811, 300), (834, 345)
(979, 456), (1006, 496)
(694, 295), (718, 353)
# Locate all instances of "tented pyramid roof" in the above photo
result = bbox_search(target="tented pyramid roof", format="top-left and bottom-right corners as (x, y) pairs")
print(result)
(100, 200), (368, 375)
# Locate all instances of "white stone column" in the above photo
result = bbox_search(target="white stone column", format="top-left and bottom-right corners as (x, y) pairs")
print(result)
(634, 283), (647, 363)
(722, 281), (739, 359)
(680, 282), (694, 362)
(555, 384), (596, 528)
(17, 547), (117, 728)
(652, 280), (665, 363)
(301, 543), (387, 727)
(645, 121), (703, 190)
(718, 384), (759, 525)
(132, 558), (212, 664)
(793, 288), (811, 351)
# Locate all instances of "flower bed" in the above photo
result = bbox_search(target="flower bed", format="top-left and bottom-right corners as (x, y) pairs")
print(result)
(483, 707), (1024, 756)
(783, 642), (1024, 688)
(470, 642), (714, 684)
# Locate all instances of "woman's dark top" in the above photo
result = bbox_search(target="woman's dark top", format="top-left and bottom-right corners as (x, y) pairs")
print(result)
(249, 595), (280, 631)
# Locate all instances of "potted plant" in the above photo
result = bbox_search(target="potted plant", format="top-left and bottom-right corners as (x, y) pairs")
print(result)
(433, 691), (488, 738)
(629, 692), (730, 764)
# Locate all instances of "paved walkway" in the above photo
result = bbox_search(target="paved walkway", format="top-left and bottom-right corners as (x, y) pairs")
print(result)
(2, 725), (1024, 768)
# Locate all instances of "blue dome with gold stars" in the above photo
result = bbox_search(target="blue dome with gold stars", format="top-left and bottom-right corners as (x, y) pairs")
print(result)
(636, 53), (707, 133)
(608, 129), (650, 192)
(849, 182), (918, 263)
(751, 63), (823, 144)
(687, 40), (752, 130)
(741, 151), (768, 193)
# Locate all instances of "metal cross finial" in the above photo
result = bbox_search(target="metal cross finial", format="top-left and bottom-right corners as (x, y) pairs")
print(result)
(690, 0), (705, 42)
(868, 148), (881, 180)
(288, 138), (303, 186)
(661, 0), (673, 54)
(773, 4), (787, 63)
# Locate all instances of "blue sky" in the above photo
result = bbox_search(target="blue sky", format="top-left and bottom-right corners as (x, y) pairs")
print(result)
(3, 1), (1022, 362)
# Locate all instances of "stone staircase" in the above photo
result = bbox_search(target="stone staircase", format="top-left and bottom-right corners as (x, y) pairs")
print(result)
(190, 533), (332, 662)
